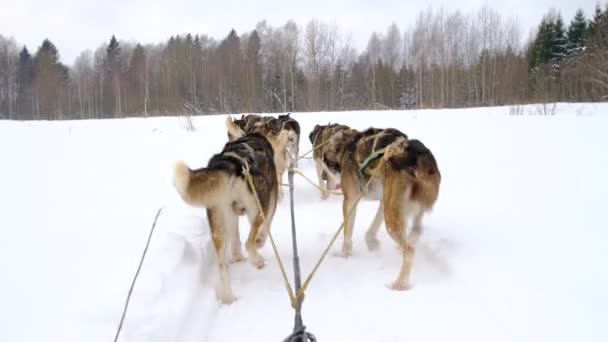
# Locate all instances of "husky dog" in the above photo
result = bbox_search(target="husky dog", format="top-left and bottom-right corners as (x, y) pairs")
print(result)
(226, 114), (300, 198)
(323, 127), (441, 290)
(308, 123), (352, 199)
(276, 113), (301, 168)
(173, 133), (286, 304)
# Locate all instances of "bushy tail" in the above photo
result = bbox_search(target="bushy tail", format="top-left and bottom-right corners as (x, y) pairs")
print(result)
(173, 160), (192, 201)
(173, 160), (225, 207)
(225, 116), (245, 140)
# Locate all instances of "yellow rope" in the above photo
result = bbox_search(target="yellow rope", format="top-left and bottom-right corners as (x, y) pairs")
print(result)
(243, 166), (298, 308)
(296, 151), (392, 301)
(292, 168), (343, 196)
(296, 137), (332, 161)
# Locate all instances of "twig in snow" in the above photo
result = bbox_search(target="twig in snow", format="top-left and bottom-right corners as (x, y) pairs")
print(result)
(113, 207), (164, 342)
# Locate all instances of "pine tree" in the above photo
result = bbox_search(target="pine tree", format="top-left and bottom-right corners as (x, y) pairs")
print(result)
(567, 9), (589, 55)
(243, 30), (261, 112)
(528, 12), (567, 71)
(587, 3), (607, 37)
(105, 35), (122, 117)
(552, 15), (567, 60)
(34, 39), (62, 119)
(128, 44), (148, 115)
(528, 18), (550, 72)
(217, 29), (241, 112)
(16, 46), (35, 117)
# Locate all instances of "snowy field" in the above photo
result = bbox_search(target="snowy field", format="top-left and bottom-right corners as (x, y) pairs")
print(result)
(1, 103), (607, 342)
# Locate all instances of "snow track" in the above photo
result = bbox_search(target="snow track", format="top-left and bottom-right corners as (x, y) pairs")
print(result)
(1, 104), (607, 341)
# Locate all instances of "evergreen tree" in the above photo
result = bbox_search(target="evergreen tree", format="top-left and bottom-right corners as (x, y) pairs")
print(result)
(243, 30), (261, 112)
(528, 18), (551, 72)
(16, 46), (35, 117)
(567, 9), (589, 55)
(552, 14), (567, 60)
(105, 35), (122, 117)
(34, 39), (62, 119)
(528, 12), (567, 72)
(128, 44), (148, 114)
(587, 3), (607, 37)
(106, 35), (120, 65)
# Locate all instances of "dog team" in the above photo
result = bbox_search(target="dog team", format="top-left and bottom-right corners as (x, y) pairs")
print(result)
(173, 113), (441, 304)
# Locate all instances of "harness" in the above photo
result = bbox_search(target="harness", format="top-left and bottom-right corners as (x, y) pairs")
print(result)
(222, 142), (257, 176)
(358, 132), (388, 180)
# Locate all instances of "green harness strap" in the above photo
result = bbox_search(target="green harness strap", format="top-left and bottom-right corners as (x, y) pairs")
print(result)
(358, 151), (384, 178)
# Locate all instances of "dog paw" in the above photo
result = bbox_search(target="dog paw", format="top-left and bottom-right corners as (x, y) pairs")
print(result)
(342, 241), (353, 258)
(386, 281), (411, 291)
(335, 242), (352, 258)
(249, 254), (266, 269)
(230, 252), (244, 264)
(216, 286), (238, 304)
(365, 235), (380, 251)
(331, 249), (352, 258)
(217, 293), (238, 305)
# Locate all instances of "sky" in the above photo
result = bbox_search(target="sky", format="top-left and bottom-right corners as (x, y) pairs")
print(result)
(0, 0), (601, 65)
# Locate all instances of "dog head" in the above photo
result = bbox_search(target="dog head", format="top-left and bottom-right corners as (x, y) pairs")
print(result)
(308, 124), (324, 144)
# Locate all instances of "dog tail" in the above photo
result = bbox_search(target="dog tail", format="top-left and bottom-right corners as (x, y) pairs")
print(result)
(173, 160), (225, 207)
(225, 116), (245, 140)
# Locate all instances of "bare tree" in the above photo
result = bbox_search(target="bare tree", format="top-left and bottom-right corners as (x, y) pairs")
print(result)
(73, 50), (93, 119)
(0, 35), (19, 119)
(304, 19), (330, 111)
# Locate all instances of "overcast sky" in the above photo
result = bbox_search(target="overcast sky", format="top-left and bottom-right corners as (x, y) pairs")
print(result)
(0, 0), (601, 65)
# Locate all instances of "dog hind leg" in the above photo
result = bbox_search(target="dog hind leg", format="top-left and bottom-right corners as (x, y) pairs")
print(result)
(341, 191), (360, 257)
(228, 210), (244, 263)
(410, 209), (424, 244)
(365, 201), (384, 251)
(314, 158), (329, 199)
(383, 184), (415, 291)
(207, 207), (237, 304)
(245, 211), (266, 269)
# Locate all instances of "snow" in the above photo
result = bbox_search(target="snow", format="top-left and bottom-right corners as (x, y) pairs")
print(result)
(1, 102), (607, 342)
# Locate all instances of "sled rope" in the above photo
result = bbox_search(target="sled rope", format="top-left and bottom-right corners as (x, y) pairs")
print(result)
(240, 162), (298, 308)
(296, 149), (393, 301)
(282, 170), (343, 196)
(291, 168), (343, 195)
(296, 136), (332, 161)
(113, 206), (164, 342)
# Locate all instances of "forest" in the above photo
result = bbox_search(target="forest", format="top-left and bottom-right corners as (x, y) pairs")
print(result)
(0, 4), (607, 120)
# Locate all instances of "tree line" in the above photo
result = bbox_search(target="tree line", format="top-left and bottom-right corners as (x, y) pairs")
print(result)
(1, 4), (607, 120)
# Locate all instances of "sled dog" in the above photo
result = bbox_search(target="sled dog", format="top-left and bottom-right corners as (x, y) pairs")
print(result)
(173, 133), (286, 303)
(308, 123), (352, 199)
(323, 126), (441, 290)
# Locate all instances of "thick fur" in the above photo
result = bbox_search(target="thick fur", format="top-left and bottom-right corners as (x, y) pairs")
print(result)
(226, 114), (299, 198)
(308, 123), (352, 199)
(276, 113), (301, 168)
(324, 126), (441, 290)
(173, 134), (280, 304)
